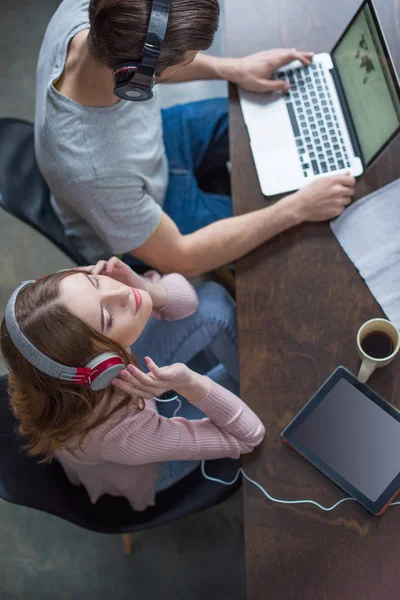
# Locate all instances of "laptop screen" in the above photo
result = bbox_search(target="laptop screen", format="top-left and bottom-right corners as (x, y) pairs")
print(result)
(332, 1), (400, 165)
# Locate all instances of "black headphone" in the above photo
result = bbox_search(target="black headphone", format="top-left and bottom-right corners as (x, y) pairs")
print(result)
(112, 0), (171, 102)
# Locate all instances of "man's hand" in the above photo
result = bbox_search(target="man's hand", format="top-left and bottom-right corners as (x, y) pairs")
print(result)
(225, 48), (314, 92)
(285, 173), (356, 222)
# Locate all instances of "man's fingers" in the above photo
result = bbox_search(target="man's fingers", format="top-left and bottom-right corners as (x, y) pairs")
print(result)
(337, 174), (356, 187)
(340, 185), (355, 197)
(261, 78), (291, 92)
(275, 48), (314, 68)
(295, 51), (314, 66)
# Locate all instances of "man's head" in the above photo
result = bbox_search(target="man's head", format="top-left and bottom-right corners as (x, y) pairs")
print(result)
(87, 0), (220, 77)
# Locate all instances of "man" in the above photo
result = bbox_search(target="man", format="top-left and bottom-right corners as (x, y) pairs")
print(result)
(35, 0), (355, 277)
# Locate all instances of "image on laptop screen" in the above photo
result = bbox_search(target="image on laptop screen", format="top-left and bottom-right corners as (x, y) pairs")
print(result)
(332, 2), (400, 165)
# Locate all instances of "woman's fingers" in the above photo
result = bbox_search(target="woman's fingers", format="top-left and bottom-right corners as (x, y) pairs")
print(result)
(144, 357), (167, 380)
(117, 367), (165, 395)
(90, 260), (108, 276)
(105, 256), (120, 273)
(112, 377), (154, 399)
(72, 265), (94, 272)
(91, 257), (123, 276)
(126, 364), (159, 387)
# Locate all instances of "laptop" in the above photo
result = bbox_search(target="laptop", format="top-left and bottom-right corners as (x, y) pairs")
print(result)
(239, 0), (400, 196)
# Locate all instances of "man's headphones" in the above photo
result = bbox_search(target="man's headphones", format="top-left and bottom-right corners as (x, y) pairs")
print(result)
(112, 0), (170, 102)
(5, 281), (125, 391)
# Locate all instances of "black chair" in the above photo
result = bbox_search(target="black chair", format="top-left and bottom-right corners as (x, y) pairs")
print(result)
(0, 118), (86, 266)
(0, 375), (241, 554)
(0, 121), (239, 548)
(0, 116), (231, 265)
(0, 117), (235, 291)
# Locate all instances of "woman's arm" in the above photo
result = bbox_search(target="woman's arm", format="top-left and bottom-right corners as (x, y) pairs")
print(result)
(101, 377), (265, 465)
(84, 257), (199, 320)
(143, 271), (199, 321)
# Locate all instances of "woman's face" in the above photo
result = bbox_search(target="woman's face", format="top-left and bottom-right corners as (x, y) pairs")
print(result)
(59, 273), (153, 348)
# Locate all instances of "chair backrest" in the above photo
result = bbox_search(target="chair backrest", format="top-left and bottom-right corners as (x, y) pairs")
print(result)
(0, 118), (85, 265)
(0, 375), (241, 534)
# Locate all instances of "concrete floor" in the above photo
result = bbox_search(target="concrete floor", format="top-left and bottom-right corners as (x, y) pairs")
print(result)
(0, 2), (245, 599)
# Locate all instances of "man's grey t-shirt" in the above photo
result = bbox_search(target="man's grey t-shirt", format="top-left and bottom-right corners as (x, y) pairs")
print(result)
(35, 0), (168, 263)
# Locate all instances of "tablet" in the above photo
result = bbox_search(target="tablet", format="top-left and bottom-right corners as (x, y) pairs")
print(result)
(281, 367), (400, 515)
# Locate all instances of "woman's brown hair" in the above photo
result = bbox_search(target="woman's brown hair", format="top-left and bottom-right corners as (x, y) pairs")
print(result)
(0, 270), (138, 463)
(87, 0), (220, 74)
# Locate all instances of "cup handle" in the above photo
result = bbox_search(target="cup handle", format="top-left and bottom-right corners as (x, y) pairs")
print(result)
(357, 357), (377, 383)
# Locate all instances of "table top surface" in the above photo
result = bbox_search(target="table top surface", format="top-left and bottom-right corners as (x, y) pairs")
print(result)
(225, 1), (400, 598)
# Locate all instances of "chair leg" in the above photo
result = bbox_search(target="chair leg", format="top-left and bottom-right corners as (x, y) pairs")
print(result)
(122, 533), (134, 555)
(214, 266), (236, 297)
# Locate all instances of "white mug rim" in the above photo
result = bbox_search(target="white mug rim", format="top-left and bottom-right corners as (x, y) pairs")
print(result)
(357, 318), (400, 363)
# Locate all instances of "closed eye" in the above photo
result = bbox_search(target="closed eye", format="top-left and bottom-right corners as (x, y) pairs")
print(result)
(85, 274), (112, 332)
(108, 307), (115, 329)
(92, 275), (114, 331)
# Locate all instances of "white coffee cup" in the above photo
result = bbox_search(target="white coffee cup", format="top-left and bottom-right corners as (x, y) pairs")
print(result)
(357, 318), (400, 383)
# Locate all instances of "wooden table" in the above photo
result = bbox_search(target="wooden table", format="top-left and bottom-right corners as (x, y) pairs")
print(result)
(225, 1), (400, 598)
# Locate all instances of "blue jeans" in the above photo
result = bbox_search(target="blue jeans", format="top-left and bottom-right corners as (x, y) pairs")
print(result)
(131, 281), (238, 382)
(130, 281), (239, 492)
(155, 363), (237, 492)
(122, 98), (231, 269)
(162, 98), (232, 233)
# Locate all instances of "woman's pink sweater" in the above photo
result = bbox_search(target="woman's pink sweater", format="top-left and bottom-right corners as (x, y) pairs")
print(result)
(56, 274), (265, 510)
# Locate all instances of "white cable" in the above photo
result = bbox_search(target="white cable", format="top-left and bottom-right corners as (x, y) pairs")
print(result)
(154, 395), (182, 417)
(157, 396), (400, 512)
(201, 461), (357, 512)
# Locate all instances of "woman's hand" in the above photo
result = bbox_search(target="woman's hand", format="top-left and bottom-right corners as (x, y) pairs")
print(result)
(79, 256), (168, 310)
(112, 357), (211, 404)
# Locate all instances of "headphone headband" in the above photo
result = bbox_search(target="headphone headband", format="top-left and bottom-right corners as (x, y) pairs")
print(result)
(113, 0), (171, 101)
(4, 279), (125, 390)
(5, 281), (89, 382)
(144, 0), (171, 54)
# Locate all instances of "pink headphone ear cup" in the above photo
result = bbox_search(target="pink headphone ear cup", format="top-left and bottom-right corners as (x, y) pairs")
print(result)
(85, 352), (125, 391)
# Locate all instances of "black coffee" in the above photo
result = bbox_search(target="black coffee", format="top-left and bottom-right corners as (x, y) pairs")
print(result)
(361, 331), (394, 359)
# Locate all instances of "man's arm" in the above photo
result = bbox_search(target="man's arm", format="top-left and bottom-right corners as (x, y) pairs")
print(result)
(163, 53), (230, 83)
(132, 174), (355, 278)
(163, 49), (314, 92)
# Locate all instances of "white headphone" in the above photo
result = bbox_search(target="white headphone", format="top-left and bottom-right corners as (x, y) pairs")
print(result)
(5, 280), (125, 391)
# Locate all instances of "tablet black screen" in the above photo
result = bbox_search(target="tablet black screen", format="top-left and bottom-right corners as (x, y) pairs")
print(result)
(292, 378), (400, 501)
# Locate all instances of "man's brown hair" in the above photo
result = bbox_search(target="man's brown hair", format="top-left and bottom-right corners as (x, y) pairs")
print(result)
(88, 0), (220, 74)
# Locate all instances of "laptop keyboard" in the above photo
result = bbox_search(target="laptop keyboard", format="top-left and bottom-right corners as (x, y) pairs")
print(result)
(277, 63), (352, 178)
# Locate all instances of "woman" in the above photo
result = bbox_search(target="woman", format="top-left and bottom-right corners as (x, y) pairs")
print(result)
(0, 257), (265, 511)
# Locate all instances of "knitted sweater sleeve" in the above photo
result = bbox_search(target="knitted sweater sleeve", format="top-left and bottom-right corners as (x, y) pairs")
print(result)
(101, 380), (265, 465)
(142, 271), (199, 321)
